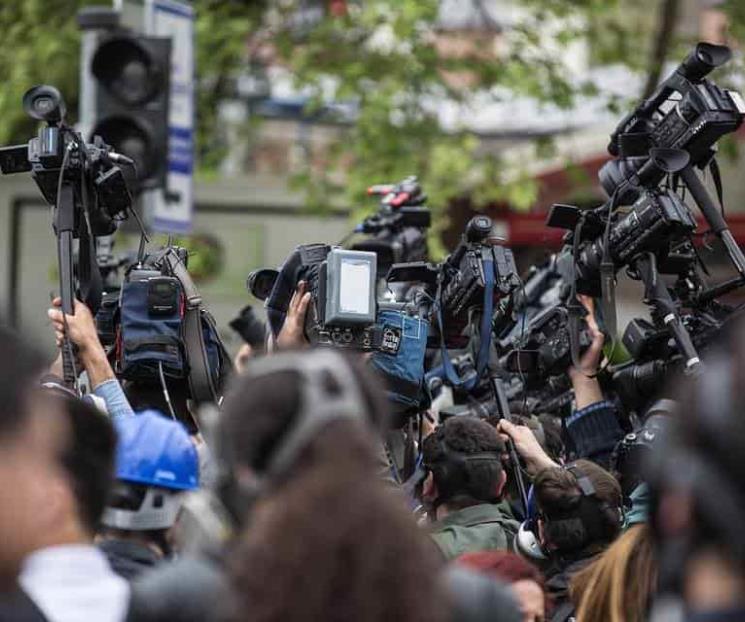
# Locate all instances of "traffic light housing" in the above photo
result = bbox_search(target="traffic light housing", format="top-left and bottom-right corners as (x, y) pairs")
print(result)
(90, 34), (171, 194)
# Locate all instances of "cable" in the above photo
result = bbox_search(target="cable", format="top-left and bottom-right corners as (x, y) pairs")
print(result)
(158, 361), (178, 421)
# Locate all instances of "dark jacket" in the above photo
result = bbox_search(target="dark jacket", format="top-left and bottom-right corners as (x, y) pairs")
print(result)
(0, 588), (48, 622)
(99, 539), (161, 581)
(544, 556), (595, 622)
(126, 554), (230, 622)
(430, 502), (519, 561)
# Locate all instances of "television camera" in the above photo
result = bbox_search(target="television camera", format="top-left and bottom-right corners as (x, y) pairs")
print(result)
(0, 85), (138, 388)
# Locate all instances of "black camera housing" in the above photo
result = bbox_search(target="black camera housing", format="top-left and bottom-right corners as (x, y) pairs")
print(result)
(502, 305), (593, 383)
(550, 189), (697, 297)
(439, 216), (519, 348)
(351, 176), (431, 277)
(602, 43), (745, 202)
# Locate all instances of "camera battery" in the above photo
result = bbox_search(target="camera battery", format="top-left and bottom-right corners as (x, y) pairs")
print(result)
(147, 276), (181, 316)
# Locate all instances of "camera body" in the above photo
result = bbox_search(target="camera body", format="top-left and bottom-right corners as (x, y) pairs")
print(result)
(351, 176), (431, 277)
(439, 216), (519, 347)
(549, 188), (697, 297)
(0, 118), (132, 237)
(602, 43), (745, 202)
(352, 207), (430, 275)
(501, 305), (593, 383)
(299, 245), (392, 351)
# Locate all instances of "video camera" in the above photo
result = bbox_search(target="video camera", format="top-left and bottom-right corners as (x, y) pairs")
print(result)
(350, 176), (431, 276)
(436, 215), (519, 348)
(601, 43), (745, 204)
(612, 306), (732, 411)
(0, 85), (137, 387)
(252, 243), (401, 353)
(0, 86), (134, 234)
(547, 186), (697, 298)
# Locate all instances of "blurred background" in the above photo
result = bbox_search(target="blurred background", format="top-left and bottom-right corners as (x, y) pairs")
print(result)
(0, 0), (742, 355)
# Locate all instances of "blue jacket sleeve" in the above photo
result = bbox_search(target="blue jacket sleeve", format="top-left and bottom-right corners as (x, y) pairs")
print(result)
(93, 378), (135, 419)
(565, 400), (624, 469)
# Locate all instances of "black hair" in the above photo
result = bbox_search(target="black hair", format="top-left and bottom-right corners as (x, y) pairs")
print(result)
(0, 326), (46, 439)
(421, 416), (506, 509)
(221, 352), (388, 474)
(534, 460), (622, 556)
(57, 396), (117, 534)
(123, 379), (196, 434)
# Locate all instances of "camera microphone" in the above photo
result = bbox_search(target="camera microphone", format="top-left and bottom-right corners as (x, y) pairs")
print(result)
(109, 152), (135, 165)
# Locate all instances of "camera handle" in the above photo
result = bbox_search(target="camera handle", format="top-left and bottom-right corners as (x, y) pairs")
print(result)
(633, 253), (701, 373)
(679, 165), (745, 278)
(55, 180), (78, 389)
(491, 376), (529, 517)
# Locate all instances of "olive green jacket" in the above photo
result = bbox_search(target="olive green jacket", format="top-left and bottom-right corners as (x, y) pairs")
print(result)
(429, 502), (520, 561)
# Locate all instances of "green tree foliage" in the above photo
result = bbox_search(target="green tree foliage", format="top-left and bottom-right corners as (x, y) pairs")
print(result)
(267, 0), (597, 233)
(0, 0), (100, 144)
(0, 0), (742, 249)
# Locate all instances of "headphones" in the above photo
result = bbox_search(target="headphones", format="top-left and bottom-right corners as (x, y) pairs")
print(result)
(516, 486), (548, 561)
(422, 434), (504, 509)
(522, 462), (623, 558)
(204, 349), (373, 524)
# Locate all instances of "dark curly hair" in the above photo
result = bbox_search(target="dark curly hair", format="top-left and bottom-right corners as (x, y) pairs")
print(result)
(222, 351), (449, 622)
(422, 416), (506, 510)
(534, 459), (622, 555)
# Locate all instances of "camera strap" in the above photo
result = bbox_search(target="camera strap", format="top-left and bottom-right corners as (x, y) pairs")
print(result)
(161, 248), (218, 405)
(436, 255), (495, 390)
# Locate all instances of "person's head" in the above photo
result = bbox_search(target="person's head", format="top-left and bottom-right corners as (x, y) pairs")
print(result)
(457, 551), (549, 622)
(0, 328), (65, 589)
(421, 416), (507, 515)
(571, 524), (656, 622)
(218, 348), (389, 519)
(221, 349), (449, 622)
(537, 414), (565, 463)
(100, 410), (199, 555)
(533, 459), (623, 559)
(48, 394), (118, 541)
(647, 323), (745, 611)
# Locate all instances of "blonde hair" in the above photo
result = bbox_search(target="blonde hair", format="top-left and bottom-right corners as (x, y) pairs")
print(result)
(571, 525), (656, 622)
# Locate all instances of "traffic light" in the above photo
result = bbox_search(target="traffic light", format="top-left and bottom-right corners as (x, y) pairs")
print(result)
(90, 34), (171, 194)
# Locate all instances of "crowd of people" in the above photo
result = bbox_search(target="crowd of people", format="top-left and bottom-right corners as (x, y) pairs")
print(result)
(0, 278), (743, 622)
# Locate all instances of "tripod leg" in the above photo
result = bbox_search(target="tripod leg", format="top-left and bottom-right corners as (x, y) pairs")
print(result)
(634, 254), (701, 372)
(680, 165), (745, 278)
(55, 182), (78, 389)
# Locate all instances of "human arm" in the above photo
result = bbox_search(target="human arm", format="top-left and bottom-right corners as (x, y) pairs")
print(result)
(568, 295), (605, 410)
(47, 297), (134, 417)
(497, 419), (559, 477)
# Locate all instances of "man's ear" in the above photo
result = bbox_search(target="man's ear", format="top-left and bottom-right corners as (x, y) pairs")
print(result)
(495, 468), (507, 498)
(422, 471), (437, 502)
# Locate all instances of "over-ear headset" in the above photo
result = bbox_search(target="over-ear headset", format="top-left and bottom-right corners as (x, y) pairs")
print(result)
(543, 463), (623, 553)
(422, 435), (504, 510)
(518, 462), (623, 560)
(205, 349), (373, 524)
